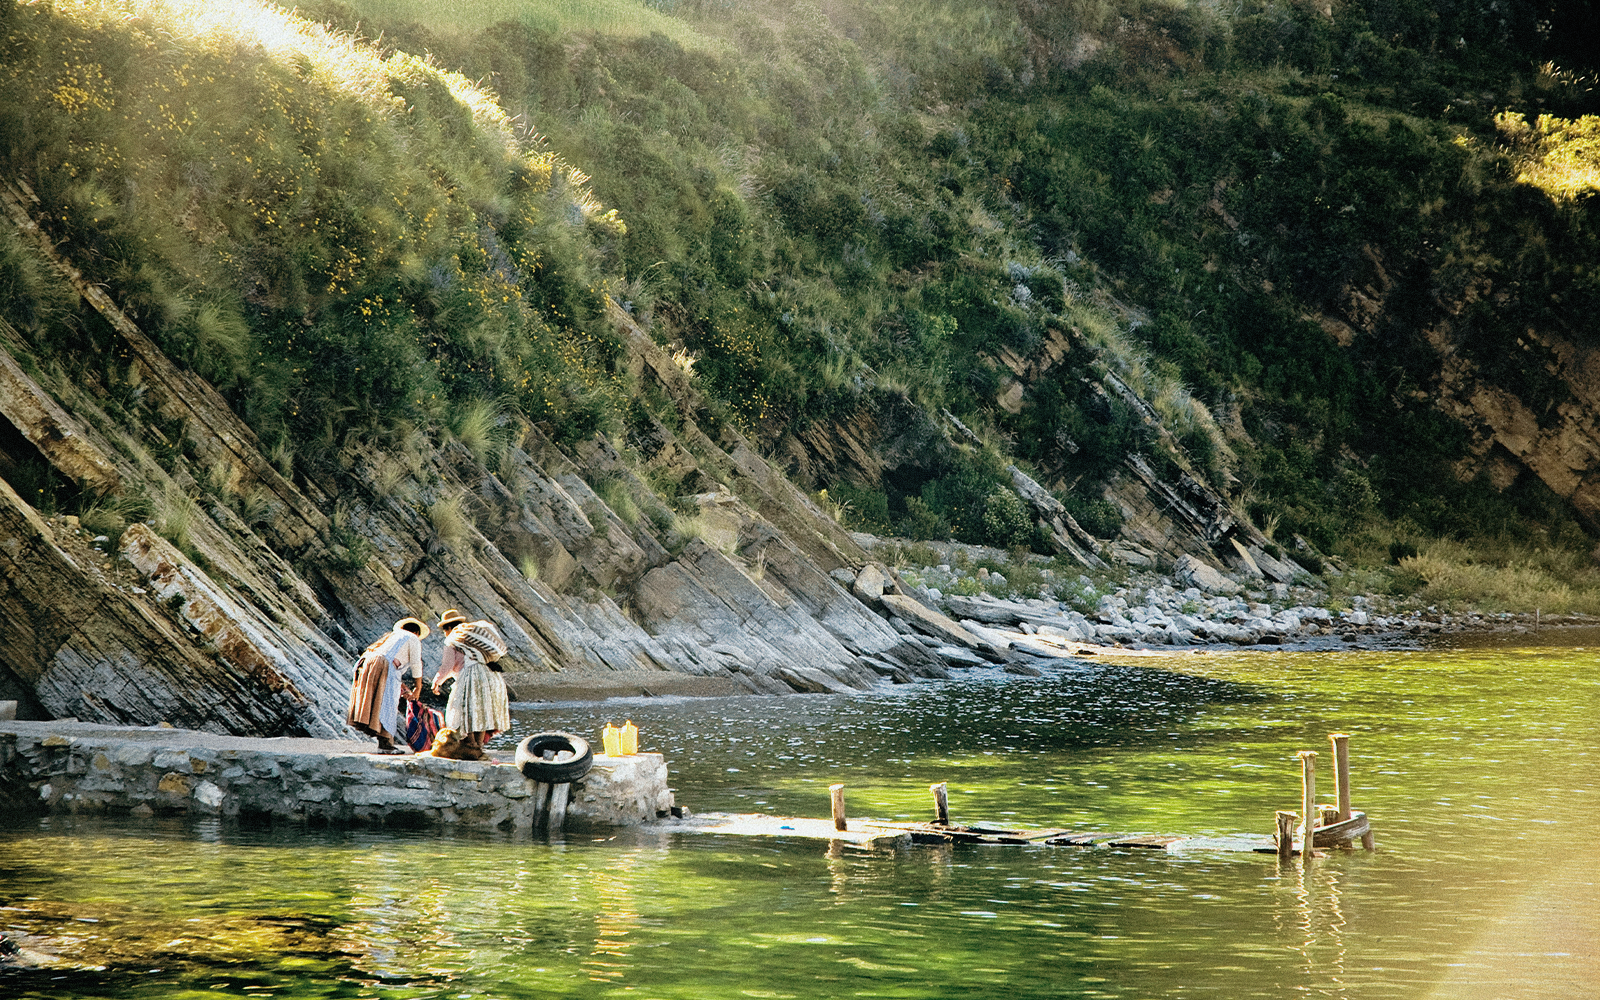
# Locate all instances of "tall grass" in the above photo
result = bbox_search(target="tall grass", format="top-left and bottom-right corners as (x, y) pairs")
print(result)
(149, 482), (197, 551)
(1494, 111), (1600, 200)
(1391, 538), (1600, 614)
(426, 488), (474, 550)
(337, 0), (715, 47)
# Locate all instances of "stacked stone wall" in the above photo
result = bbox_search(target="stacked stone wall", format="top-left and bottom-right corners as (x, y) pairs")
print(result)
(0, 721), (671, 832)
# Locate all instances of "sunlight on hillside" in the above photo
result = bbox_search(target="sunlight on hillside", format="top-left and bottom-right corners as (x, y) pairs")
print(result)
(52, 0), (512, 140)
(5, 0), (631, 459)
(1494, 111), (1600, 200)
(343, 0), (716, 49)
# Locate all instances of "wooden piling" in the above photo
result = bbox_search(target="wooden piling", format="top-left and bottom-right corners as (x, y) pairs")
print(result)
(830, 783), (848, 832)
(1276, 810), (1297, 859)
(930, 782), (950, 826)
(1297, 750), (1317, 860)
(547, 782), (570, 833)
(532, 781), (552, 831)
(1329, 733), (1352, 823)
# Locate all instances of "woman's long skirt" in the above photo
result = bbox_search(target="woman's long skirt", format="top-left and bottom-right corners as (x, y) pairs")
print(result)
(347, 654), (402, 739)
(445, 656), (509, 738)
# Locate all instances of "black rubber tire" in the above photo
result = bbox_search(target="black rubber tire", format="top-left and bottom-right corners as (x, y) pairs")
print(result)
(515, 732), (594, 783)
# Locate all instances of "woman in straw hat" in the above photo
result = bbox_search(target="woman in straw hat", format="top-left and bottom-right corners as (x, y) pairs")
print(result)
(347, 616), (430, 754)
(430, 608), (510, 760)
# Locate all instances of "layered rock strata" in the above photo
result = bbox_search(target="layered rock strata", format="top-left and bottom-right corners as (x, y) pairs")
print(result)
(0, 174), (1295, 739)
(0, 177), (969, 733)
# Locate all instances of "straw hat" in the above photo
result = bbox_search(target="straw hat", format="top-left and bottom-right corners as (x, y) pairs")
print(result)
(436, 608), (469, 631)
(394, 616), (431, 640)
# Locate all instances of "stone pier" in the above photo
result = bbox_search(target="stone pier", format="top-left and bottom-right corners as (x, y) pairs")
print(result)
(0, 721), (673, 832)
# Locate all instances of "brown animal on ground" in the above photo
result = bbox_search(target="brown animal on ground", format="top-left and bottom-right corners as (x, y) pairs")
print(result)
(423, 727), (484, 761)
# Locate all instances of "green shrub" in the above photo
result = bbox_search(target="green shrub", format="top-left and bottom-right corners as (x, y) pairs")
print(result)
(981, 489), (1033, 550)
(827, 482), (890, 532)
(899, 496), (952, 541)
(1063, 493), (1124, 538)
(950, 575), (982, 597)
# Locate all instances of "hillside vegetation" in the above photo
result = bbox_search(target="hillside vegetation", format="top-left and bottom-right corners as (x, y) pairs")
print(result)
(3, 0), (1600, 613)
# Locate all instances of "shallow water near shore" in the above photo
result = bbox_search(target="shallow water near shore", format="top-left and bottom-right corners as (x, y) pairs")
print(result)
(3, 633), (1598, 998)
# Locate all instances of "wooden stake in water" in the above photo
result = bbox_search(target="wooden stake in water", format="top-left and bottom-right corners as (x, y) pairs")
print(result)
(1276, 810), (1298, 860)
(930, 782), (950, 826)
(830, 783), (848, 831)
(1329, 733), (1352, 823)
(1297, 750), (1318, 860)
(548, 782), (569, 833)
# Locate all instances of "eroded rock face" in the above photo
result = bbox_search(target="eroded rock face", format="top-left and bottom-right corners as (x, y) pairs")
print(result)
(1433, 326), (1600, 533)
(0, 477), (330, 735)
(0, 177), (1337, 734)
(0, 207), (969, 731)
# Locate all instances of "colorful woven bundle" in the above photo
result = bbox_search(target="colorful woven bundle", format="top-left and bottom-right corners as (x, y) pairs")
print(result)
(404, 701), (442, 752)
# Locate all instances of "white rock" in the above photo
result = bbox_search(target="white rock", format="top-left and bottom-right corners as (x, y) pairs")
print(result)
(1174, 554), (1242, 595)
(193, 780), (225, 809)
(1036, 624), (1087, 643)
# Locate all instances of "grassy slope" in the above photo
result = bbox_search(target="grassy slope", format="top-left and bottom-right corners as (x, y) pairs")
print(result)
(1, 0), (632, 459)
(3, 0), (1600, 612)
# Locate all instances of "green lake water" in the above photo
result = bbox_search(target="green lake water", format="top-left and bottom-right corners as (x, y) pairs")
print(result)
(3, 632), (1597, 998)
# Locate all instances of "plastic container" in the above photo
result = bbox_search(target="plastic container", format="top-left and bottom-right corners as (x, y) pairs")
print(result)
(620, 720), (638, 756)
(601, 722), (622, 757)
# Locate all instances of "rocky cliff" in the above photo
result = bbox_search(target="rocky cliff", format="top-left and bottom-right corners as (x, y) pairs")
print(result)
(0, 173), (971, 734)
(1, 161), (1311, 736)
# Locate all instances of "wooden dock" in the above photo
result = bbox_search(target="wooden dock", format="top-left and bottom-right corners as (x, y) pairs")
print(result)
(671, 732), (1377, 859)
(668, 813), (1278, 852)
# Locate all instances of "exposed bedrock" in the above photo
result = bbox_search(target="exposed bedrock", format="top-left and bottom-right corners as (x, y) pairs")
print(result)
(0, 232), (969, 731)
(0, 181), (1298, 736)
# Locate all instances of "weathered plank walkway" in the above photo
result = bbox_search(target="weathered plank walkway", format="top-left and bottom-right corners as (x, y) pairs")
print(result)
(668, 815), (1278, 852)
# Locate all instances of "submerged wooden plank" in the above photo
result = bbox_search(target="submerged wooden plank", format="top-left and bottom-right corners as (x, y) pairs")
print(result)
(1106, 834), (1187, 849)
(670, 812), (910, 846)
(1045, 832), (1139, 846)
(668, 814), (1313, 855)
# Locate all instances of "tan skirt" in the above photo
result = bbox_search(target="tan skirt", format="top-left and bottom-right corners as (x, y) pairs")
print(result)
(347, 654), (401, 739)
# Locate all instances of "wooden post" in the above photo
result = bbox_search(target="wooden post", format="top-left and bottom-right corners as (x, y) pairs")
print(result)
(1297, 750), (1317, 860)
(1275, 810), (1297, 860)
(829, 783), (848, 832)
(532, 781), (551, 832)
(1329, 733), (1352, 822)
(547, 782), (570, 834)
(930, 782), (949, 826)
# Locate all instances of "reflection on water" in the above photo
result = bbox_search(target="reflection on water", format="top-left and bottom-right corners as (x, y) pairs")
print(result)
(3, 642), (1598, 998)
(583, 850), (643, 982)
(1276, 857), (1351, 994)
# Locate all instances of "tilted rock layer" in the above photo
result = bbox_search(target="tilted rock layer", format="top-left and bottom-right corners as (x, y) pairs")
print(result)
(0, 178), (1278, 737)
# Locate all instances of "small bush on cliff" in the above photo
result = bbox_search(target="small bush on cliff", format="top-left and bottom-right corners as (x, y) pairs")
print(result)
(981, 489), (1033, 550)
(897, 496), (952, 542)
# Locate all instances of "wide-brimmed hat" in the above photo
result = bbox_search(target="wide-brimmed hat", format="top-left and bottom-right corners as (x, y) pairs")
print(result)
(437, 608), (469, 630)
(394, 616), (431, 640)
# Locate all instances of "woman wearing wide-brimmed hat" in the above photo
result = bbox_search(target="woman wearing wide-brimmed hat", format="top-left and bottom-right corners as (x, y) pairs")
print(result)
(430, 609), (510, 760)
(347, 616), (430, 754)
